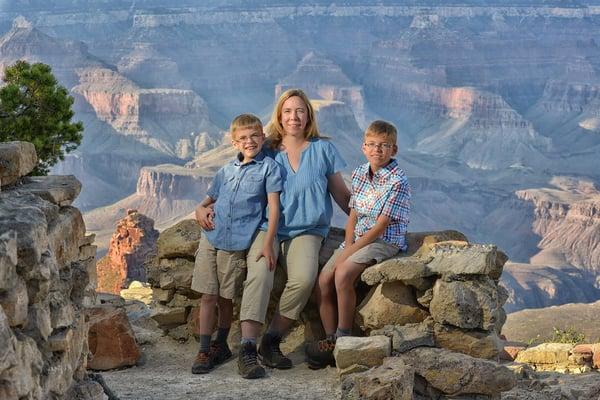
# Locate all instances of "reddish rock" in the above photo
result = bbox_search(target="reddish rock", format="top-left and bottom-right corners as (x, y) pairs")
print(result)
(96, 210), (158, 294)
(573, 343), (593, 360)
(87, 305), (140, 370)
(591, 344), (600, 369)
(500, 341), (528, 361)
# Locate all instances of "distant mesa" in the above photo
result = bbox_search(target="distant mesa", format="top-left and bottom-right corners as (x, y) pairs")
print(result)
(12, 15), (32, 29)
(276, 52), (366, 127)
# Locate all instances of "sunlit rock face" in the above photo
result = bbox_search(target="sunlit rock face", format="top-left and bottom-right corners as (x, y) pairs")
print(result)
(73, 67), (221, 158)
(517, 177), (600, 272)
(96, 210), (158, 294)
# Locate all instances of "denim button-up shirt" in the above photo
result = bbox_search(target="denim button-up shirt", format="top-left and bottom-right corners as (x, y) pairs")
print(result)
(204, 151), (282, 251)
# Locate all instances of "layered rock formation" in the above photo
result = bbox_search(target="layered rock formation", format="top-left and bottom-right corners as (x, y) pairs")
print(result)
(0, 16), (102, 86)
(0, 142), (103, 399)
(516, 177), (600, 272)
(83, 163), (216, 252)
(276, 52), (366, 127)
(73, 67), (221, 159)
(96, 209), (159, 294)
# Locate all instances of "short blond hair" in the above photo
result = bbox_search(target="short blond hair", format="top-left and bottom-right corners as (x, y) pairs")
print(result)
(365, 120), (397, 145)
(230, 114), (263, 138)
(266, 88), (320, 148)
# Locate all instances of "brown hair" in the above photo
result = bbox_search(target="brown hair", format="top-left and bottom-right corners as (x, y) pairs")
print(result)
(365, 120), (397, 145)
(230, 113), (263, 138)
(265, 88), (320, 148)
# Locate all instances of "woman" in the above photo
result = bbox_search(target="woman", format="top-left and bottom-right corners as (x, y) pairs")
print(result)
(258, 88), (351, 369)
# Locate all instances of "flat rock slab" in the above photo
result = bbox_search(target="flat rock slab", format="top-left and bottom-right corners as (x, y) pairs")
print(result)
(334, 335), (391, 370)
(0, 141), (37, 187)
(18, 175), (81, 206)
(371, 322), (434, 353)
(515, 343), (573, 365)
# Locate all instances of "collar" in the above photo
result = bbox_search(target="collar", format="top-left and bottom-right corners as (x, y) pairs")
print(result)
(365, 159), (398, 180)
(234, 150), (266, 166)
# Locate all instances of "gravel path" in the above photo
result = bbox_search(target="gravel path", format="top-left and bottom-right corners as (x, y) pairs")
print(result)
(102, 337), (341, 400)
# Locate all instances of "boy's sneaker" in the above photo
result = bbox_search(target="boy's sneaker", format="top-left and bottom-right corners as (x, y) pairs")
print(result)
(238, 342), (266, 379)
(305, 337), (336, 370)
(209, 340), (232, 365)
(258, 333), (292, 369)
(191, 351), (213, 374)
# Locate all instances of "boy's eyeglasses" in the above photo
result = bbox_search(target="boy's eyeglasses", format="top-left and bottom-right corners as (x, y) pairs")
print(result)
(234, 133), (263, 143)
(364, 142), (394, 150)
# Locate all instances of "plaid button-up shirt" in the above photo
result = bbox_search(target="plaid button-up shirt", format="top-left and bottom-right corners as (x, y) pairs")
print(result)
(347, 159), (411, 251)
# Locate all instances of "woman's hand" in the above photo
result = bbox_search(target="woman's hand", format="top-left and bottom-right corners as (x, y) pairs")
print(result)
(256, 244), (277, 271)
(195, 204), (214, 230)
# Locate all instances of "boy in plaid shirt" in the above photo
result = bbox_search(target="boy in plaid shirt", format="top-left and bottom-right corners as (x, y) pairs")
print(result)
(306, 120), (411, 369)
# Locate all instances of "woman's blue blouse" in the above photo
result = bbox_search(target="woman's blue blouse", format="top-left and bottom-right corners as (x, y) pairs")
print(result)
(263, 138), (347, 240)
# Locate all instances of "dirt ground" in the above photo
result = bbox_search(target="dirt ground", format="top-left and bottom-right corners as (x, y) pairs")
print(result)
(101, 335), (341, 400)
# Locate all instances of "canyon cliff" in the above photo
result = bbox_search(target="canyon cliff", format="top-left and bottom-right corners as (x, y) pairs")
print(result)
(2, 2), (600, 312)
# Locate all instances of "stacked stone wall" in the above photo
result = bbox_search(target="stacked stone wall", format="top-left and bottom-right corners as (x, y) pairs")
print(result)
(0, 142), (102, 399)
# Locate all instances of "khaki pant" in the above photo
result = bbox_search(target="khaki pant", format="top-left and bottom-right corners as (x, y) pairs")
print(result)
(239, 230), (279, 323)
(191, 235), (245, 299)
(277, 234), (323, 320)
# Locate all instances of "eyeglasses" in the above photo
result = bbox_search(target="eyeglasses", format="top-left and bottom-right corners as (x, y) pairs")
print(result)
(364, 142), (394, 150)
(234, 133), (263, 143)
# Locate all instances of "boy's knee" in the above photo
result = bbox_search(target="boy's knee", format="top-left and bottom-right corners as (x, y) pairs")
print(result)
(201, 293), (218, 304)
(318, 272), (335, 290)
(334, 270), (356, 289)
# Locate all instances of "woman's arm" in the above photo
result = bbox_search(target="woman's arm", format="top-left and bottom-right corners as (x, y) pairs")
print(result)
(327, 172), (351, 215)
(344, 208), (358, 248)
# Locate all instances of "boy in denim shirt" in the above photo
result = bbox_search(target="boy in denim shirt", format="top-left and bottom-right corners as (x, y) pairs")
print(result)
(192, 114), (282, 379)
(306, 120), (411, 369)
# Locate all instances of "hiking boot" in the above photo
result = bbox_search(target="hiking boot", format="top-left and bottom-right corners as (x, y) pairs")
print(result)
(238, 342), (266, 379)
(191, 351), (213, 374)
(305, 337), (336, 370)
(258, 334), (292, 369)
(209, 340), (232, 365)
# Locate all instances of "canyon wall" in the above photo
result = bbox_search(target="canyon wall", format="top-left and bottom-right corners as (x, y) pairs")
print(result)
(0, 142), (102, 399)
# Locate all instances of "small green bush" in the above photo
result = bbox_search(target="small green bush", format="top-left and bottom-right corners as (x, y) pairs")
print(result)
(549, 327), (586, 344)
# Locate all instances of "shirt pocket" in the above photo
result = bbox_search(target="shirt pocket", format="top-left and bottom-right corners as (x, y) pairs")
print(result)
(241, 173), (263, 195)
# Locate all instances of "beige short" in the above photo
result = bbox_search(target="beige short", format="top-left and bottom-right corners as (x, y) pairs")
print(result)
(239, 230), (279, 323)
(191, 235), (246, 299)
(321, 240), (400, 274)
(276, 234), (323, 321)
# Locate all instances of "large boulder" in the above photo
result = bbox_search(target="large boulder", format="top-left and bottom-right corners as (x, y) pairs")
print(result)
(429, 276), (501, 331)
(156, 219), (202, 259)
(0, 141), (37, 187)
(357, 281), (428, 331)
(400, 347), (516, 396)
(87, 305), (141, 370)
(433, 323), (502, 360)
